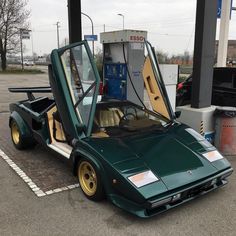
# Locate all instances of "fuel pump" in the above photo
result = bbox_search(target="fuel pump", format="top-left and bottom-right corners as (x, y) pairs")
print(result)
(100, 30), (147, 105)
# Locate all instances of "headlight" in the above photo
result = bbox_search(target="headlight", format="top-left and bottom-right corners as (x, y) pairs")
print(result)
(128, 170), (159, 188)
(203, 150), (224, 162)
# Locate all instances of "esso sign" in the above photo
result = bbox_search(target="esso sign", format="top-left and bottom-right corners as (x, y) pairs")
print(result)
(129, 35), (144, 42)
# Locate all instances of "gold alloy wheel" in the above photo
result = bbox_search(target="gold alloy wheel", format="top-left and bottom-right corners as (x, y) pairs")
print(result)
(11, 122), (20, 145)
(78, 161), (97, 196)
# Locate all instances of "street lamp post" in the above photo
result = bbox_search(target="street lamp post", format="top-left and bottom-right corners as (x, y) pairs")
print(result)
(117, 13), (124, 30)
(19, 28), (31, 70)
(81, 12), (94, 58)
(55, 21), (60, 48)
(19, 29), (24, 70)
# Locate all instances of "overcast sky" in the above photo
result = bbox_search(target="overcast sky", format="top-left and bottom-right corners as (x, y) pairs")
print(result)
(24, 0), (236, 56)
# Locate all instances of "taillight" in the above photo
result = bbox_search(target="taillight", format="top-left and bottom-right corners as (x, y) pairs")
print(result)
(177, 82), (183, 90)
(99, 82), (104, 95)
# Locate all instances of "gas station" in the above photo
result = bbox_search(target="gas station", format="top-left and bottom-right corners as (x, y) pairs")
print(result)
(69, 0), (236, 151)
(100, 30), (178, 112)
(101, 30), (147, 104)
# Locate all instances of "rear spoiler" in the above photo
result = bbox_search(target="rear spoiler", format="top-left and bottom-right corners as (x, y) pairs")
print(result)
(8, 86), (52, 101)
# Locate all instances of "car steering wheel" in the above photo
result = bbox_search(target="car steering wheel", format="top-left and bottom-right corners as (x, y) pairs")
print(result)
(119, 113), (136, 127)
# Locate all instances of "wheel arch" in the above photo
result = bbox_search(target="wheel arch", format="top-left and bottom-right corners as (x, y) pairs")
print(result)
(71, 149), (110, 193)
(9, 111), (32, 138)
(72, 149), (103, 175)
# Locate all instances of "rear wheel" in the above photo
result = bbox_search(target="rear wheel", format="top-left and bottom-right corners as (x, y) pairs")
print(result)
(77, 158), (105, 201)
(10, 119), (35, 150)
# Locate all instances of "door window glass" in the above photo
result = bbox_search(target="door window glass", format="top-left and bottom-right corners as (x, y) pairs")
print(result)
(60, 44), (97, 128)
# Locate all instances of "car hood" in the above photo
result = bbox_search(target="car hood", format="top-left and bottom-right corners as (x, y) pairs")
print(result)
(87, 124), (223, 193)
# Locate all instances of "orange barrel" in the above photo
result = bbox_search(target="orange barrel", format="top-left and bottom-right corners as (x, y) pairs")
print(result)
(214, 107), (236, 155)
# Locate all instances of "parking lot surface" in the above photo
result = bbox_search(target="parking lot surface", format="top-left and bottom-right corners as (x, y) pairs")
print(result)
(0, 113), (79, 193)
(0, 72), (236, 236)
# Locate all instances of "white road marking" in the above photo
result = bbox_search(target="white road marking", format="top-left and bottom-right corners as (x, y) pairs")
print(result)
(0, 148), (79, 197)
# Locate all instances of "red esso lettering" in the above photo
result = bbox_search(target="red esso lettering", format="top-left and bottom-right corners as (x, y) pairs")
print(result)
(139, 36), (144, 41)
(130, 36), (144, 41)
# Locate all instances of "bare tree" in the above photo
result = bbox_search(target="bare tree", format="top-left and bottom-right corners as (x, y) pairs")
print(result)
(183, 51), (190, 65)
(156, 49), (169, 64)
(0, 0), (30, 70)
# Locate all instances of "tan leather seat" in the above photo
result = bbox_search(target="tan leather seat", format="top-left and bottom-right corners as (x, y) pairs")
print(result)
(98, 109), (122, 127)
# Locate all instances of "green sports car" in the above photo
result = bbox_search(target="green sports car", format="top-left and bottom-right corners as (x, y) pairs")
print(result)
(8, 40), (233, 217)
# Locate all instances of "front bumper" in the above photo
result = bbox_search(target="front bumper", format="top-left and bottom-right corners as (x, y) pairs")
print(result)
(108, 168), (233, 218)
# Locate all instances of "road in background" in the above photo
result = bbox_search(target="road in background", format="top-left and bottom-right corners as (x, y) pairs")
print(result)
(0, 71), (49, 113)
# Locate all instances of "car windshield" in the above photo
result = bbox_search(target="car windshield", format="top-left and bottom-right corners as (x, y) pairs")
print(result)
(92, 101), (169, 137)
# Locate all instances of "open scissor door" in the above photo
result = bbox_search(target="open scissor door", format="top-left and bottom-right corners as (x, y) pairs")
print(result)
(143, 41), (175, 120)
(50, 41), (100, 140)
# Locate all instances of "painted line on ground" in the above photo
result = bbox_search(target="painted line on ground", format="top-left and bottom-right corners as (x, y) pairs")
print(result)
(0, 148), (80, 197)
(0, 111), (10, 114)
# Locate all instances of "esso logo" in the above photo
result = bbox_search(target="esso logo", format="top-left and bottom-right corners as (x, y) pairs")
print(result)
(130, 35), (144, 42)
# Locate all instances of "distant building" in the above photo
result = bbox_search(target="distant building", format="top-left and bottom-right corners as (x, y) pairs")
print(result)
(215, 40), (236, 62)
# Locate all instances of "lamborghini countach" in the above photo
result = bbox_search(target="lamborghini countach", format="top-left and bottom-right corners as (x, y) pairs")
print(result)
(8, 40), (233, 217)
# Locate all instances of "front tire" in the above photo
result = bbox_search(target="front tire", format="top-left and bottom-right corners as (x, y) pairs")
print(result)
(77, 158), (105, 201)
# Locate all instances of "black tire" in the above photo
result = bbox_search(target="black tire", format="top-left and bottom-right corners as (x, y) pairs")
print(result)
(10, 119), (36, 150)
(77, 158), (105, 201)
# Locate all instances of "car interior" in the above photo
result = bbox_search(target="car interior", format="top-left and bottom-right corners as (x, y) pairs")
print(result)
(46, 105), (72, 157)
(91, 101), (166, 138)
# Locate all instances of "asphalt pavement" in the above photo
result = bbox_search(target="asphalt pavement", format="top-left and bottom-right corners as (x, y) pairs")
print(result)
(0, 71), (236, 236)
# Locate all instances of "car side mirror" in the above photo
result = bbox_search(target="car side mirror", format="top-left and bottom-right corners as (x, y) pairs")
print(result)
(175, 111), (181, 118)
